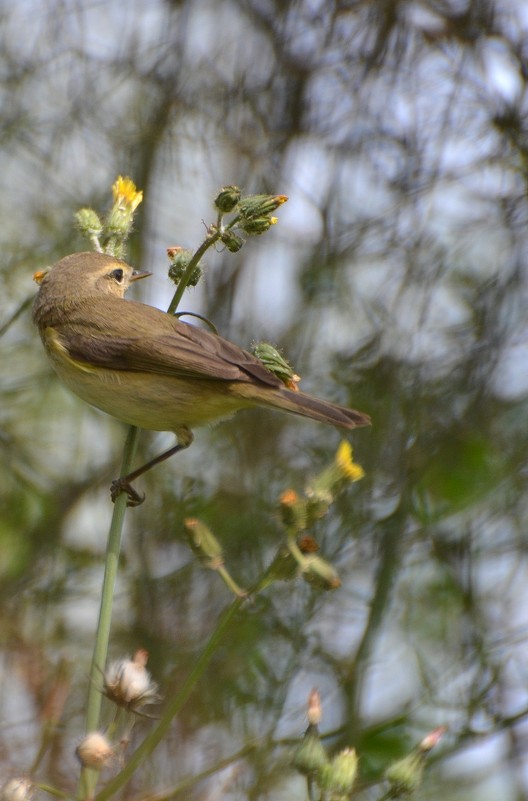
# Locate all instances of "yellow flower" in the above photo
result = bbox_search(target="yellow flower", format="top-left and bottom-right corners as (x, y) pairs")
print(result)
(112, 175), (143, 211)
(335, 441), (364, 482)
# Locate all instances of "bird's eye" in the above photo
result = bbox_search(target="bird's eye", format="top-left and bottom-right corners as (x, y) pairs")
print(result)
(110, 268), (124, 283)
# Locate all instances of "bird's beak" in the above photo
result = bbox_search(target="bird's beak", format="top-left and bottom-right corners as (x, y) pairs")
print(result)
(130, 270), (152, 282)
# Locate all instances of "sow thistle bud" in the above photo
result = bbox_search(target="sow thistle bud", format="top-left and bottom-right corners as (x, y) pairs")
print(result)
(278, 489), (306, 531)
(75, 207), (103, 239)
(238, 193), (288, 220)
(0, 779), (33, 801)
(184, 518), (224, 568)
(307, 688), (322, 727)
(214, 185), (241, 213)
(104, 649), (159, 713)
(252, 342), (300, 390)
(419, 725), (447, 753)
(220, 229), (245, 252)
(302, 555), (341, 590)
(385, 752), (424, 796)
(319, 748), (358, 797)
(292, 728), (329, 778)
(75, 732), (114, 769)
(240, 216), (277, 235)
(384, 727), (446, 797)
(167, 247), (202, 287)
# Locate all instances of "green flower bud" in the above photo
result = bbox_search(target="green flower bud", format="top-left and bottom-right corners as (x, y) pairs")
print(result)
(278, 489), (306, 531)
(305, 494), (332, 526)
(167, 247), (202, 287)
(220, 230), (245, 252)
(302, 555), (341, 591)
(385, 752), (424, 796)
(214, 185), (241, 213)
(319, 748), (358, 796)
(184, 518), (223, 568)
(75, 207), (103, 238)
(105, 206), (132, 237)
(252, 342), (300, 389)
(238, 193), (287, 220)
(240, 215), (275, 235)
(293, 729), (329, 778)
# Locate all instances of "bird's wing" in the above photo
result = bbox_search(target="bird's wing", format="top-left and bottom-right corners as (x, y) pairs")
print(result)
(56, 299), (283, 388)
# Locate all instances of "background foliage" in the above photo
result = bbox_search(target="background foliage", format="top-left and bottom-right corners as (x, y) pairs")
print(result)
(1, 1), (528, 799)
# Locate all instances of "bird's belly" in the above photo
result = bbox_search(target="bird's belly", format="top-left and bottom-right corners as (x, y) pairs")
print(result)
(51, 361), (251, 432)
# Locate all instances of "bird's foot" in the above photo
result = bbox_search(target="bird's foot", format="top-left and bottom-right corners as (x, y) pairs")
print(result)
(110, 478), (145, 507)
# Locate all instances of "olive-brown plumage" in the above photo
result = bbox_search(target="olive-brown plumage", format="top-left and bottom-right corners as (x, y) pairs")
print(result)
(33, 252), (370, 446)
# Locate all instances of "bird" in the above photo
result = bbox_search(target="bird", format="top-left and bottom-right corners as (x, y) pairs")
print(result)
(33, 252), (370, 503)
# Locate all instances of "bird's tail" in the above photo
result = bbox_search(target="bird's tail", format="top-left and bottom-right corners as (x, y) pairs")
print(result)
(261, 387), (371, 430)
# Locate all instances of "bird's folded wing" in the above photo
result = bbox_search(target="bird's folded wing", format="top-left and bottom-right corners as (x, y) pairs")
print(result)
(57, 304), (282, 388)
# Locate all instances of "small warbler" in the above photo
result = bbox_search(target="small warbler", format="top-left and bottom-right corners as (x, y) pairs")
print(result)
(33, 252), (370, 501)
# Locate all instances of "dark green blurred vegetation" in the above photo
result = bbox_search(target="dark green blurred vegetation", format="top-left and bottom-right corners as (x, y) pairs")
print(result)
(1, 1), (528, 799)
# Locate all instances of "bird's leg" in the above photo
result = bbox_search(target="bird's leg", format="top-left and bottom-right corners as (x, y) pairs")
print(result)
(110, 429), (194, 507)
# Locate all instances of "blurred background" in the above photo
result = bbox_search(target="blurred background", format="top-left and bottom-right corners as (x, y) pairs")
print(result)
(1, 1), (528, 798)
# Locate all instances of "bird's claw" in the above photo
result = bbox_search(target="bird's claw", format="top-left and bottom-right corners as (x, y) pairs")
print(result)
(110, 478), (145, 507)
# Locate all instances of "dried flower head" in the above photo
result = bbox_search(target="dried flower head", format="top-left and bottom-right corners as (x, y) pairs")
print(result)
(104, 649), (159, 713)
(76, 732), (114, 769)
(0, 779), (33, 801)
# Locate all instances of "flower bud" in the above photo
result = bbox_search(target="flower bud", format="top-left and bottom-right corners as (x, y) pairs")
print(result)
(75, 207), (103, 238)
(167, 247), (202, 287)
(238, 194), (287, 220)
(385, 752), (424, 796)
(305, 495), (332, 526)
(278, 489), (306, 531)
(419, 725), (447, 753)
(293, 729), (329, 778)
(220, 230), (245, 252)
(239, 216), (275, 235)
(252, 343), (300, 390)
(184, 518), (224, 568)
(214, 185), (241, 213)
(307, 688), (322, 727)
(302, 555), (341, 590)
(33, 269), (49, 285)
(76, 732), (114, 769)
(105, 207), (132, 237)
(1, 779), (33, 801)
(319, 748), (358, 796)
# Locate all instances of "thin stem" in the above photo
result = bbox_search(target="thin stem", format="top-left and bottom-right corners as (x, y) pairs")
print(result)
(166, 229), (222, 315)
(79, 425), (140, 798)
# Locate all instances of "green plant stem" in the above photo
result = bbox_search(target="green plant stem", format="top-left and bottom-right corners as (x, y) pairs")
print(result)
(95, 595), (245, 801)
(166, 228), (221, 315)
(79, 425), (140, 798)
